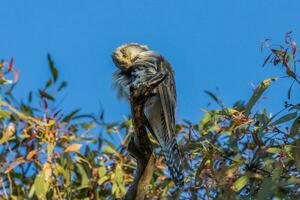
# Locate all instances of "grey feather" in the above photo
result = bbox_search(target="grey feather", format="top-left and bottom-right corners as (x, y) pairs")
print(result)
(112, 44), (184, 187)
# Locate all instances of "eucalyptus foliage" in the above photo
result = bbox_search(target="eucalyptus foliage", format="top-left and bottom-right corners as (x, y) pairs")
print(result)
(0, 34), (300, 199)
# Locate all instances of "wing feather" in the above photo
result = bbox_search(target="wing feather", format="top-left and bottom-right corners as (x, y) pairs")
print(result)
(157, 58), (177, 137)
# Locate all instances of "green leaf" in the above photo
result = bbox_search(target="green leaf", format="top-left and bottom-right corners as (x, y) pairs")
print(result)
(271, 112), (297, 126)
(102, 145), (118, 155)
(231, 175), (249, 192)
(0, 123), (14, 145)
(244, 78), (277, 117)
(198, 111), (211, 135)
(0, 77), (12, 85)
(97, 176), (109, 185)
(80, 122), (95, 130)
(58, 81), (67, 91)
(290, 116), (300, 137)
(76, 163), (90, 187)
(204, 90), (223, 107)
(56, 165), (70, 186)
(62, 109), (80, 122)
(98, 166), (106, 177)
(118, 183), (126, 197)
(47, 54), (58, 82)
(47, 142), (55, 156)
(266, 147), (281, 154)
(39, 90), (55, 101)
(44, 79), (53, 89)
(112, 181), (118, 195)
(0, 110), (10, 118)
(257, 178), (274, 200)
(34, 172), (49, 199)
(115, 165), (124, 184)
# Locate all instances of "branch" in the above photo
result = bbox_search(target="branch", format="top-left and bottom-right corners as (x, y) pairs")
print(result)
(125, 72), (166, 200)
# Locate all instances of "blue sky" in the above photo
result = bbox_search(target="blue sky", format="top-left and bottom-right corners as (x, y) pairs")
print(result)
(1, 0), (300, 123)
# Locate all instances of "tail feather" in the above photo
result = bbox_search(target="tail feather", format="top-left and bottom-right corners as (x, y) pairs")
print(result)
(163, 138), (184, 187)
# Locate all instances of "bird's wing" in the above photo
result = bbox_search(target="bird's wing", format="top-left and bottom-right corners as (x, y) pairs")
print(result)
(157, 57), (177, 138)
(144, 114), (159, 141)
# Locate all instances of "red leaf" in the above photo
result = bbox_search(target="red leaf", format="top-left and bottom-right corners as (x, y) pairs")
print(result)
(43, 99), (48, 110)
(13, 69), (19, 83)
(8, 57), (14, 71)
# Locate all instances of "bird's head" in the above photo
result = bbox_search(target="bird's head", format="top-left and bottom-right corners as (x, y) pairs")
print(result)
(112, 43), (149, 71)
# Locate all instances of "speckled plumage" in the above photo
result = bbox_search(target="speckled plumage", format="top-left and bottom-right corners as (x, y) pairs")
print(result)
(112, 43), (184, 187)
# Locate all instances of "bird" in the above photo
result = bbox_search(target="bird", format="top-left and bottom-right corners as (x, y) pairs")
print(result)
(112, 43), (184, 187)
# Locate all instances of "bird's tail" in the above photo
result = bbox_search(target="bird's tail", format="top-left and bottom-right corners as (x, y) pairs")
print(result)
(163, 138), (184, 187)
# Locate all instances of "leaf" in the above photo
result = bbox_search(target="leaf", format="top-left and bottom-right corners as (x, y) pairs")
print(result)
(102, 145), (118, 155)
(80, 122), (95, 130)
(13, 69), (19, 83)
(112, 181), (118, 195)
(56, 164), (70, 186)
(290, 116), (300, 137)
(271, 112), (297, 126)
(0, 110), (11, 118)
(286, 68), (297, 79)
(62, 109), (80, 122)
(98, 176), (109, 185)
(26, 150), (40, 160)
(231, 175), (249, 192)
(198, 111), (211, 135)
(262, 53), (272, 67)
(58, 81), (67, 91)
(47, 54), (58, 82)
(76, 154), (92, 168)
(28, 91), (33, 102)
(76, 163), (90, 187)
(0, 123), (15, 144)
(244, 78), (277, 117)
(289, 103), (300, 111)
(39, 90), (55, 101)
(204, 90), (221, 106)
(0, 77), (12, 85)
(287, 81), (294, 100)
(115, 164), (124, 184)
(34, 172), (50, 199)
(43, 162), (52, 181)
(257, 178), (274, 200)
(45, 79), (53, 89)
(64, 144), (82, 153)
(8, 57), (14, 71)
(47, 142), (55, 156)
(266, 147), (281, 154)
(98, 166), (106, 177)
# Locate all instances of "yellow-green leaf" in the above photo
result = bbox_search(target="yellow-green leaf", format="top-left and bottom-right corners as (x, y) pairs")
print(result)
(34, 172), (50, 199)
(98, 166), (106, 177)
(244, 78), (277, 117)
(231, 175), (249, 192)
(64, 144), (82, 153)
(102, 145), (118, 155)
(266, 147), (281, 154)
(0, 123), (15, 144)
(98, 176), (109, 185)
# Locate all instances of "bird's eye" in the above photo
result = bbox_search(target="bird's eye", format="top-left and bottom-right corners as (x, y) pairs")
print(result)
(122, 54), (126, 58)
